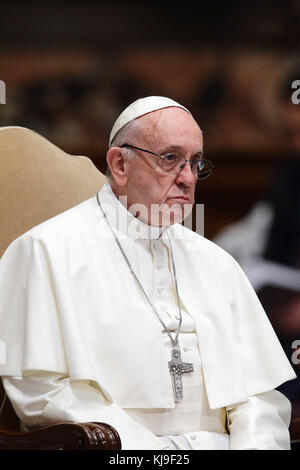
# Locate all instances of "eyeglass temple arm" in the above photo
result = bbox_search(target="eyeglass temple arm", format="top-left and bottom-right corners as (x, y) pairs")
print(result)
(121, 144), (165, 159)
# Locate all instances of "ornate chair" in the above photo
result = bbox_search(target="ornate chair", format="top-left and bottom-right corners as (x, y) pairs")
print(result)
(0, 126), (299, 450)
(290, 417), (300, 450)
(0, 126), (121, 450)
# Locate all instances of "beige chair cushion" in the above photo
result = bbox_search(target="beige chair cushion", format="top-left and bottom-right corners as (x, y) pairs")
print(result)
(0, 126), (106, 257)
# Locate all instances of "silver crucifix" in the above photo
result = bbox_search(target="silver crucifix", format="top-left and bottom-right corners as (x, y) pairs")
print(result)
(168, 348), (194, 401)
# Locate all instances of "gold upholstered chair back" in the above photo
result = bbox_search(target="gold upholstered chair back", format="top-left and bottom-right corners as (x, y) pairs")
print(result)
(0, 126), (106, 258)
(0, 126), (106, 432)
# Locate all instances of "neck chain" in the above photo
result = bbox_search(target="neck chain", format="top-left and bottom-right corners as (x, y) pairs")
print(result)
(96, 192), (194, 401)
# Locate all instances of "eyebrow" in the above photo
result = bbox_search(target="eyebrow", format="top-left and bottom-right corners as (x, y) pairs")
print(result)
(159, 145), (204, 157)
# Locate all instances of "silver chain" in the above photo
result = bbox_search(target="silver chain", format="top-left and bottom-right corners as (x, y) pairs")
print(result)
(96, 193), (183, 349)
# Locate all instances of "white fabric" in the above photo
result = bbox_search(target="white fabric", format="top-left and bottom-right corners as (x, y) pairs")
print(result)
(2, 320), (230, 450)
(160, 433), (230, 450)
(227, 390), (292, 450)
(0, 184), (295, 407)
(0, 187), (295, 409)
(3, 375), (165, 450)
(126, 335), (226, 437)
(0, 183), (295, 449)
(1, 375), (291, 449)
(2, 372), (230, 449)
(109, 96), (191, 145)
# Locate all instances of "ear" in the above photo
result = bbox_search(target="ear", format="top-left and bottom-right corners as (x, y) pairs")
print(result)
(106, 147), (128, 186)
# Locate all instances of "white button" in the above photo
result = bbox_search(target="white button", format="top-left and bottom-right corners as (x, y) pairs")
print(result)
(189, 434), (196, 440)
(175, 313), (181, 320)
(183, 345), (192, 352)
(161, 304), (168, 312)
(164, 447), (170, 450)
(157, 287), (164, 294)
(156, 264), (163, 270)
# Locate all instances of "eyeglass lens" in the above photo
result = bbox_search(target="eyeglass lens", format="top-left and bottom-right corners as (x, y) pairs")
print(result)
(162, 155), (213, 179)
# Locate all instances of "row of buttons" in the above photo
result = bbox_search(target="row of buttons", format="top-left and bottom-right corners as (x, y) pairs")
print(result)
(156, 286), (165, 295)
(152, 240), (167, 299)
(160, 304), (181, 320)
(153, 241), (162, 250)
(152, 239), (188, 333)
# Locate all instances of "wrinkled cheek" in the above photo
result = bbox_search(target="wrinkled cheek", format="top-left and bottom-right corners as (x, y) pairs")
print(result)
(161, 203), (186, 226)
(170, 203), (194, 225)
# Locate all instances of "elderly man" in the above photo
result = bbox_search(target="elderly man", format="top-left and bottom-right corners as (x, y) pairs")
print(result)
(0, 96), (296, 450)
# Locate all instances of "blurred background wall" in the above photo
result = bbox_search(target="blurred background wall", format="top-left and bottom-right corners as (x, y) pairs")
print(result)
(0, 0), (299, 237)
(0, 0), (300, 415)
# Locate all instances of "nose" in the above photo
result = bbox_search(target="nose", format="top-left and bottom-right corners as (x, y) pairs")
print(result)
(175, 160), (195, 187)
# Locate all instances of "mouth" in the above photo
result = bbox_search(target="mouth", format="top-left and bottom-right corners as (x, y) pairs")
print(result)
(167, 196), (191, 203)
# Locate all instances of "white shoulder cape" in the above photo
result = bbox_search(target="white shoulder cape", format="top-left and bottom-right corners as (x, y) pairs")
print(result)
(0, 193), (296, 410)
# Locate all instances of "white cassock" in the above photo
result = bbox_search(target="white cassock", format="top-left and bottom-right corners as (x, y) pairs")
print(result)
(0, 183), (296, 450)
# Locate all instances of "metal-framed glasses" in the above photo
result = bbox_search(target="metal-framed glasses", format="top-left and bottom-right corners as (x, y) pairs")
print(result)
(121, 144), (214, 179)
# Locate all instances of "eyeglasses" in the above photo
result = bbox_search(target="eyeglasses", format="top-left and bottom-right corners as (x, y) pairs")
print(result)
(121, 144), (214, 179)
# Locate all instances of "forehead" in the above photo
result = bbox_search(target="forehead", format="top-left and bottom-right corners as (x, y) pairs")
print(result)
(137, 107), (203, 150)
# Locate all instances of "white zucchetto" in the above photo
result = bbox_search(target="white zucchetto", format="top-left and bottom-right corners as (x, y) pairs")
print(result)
(109, 96), (191, 146)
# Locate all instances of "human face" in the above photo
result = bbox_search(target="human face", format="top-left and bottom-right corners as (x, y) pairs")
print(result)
(122, 107), (203, 226)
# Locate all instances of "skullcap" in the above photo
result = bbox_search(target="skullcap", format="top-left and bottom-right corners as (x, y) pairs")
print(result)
(109, 96), (191, 146)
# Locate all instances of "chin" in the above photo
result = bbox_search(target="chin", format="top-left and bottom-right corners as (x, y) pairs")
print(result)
(162, 204), (190, 226)
(148, 202), (193, 227)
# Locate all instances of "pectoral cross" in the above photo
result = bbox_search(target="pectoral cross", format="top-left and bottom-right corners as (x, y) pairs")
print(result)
(168, 348), (194, 402)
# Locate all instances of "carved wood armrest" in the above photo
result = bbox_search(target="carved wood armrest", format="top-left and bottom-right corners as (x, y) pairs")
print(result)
(290, 417), (300, 443)
(0, 422), (121, 450)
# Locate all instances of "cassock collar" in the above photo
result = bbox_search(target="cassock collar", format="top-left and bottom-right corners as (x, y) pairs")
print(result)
(96, 183), (171, 240)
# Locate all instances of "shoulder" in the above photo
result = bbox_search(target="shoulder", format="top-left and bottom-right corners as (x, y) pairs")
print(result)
(173, 224), (259, 300)
(4, 196), (99, 254)
(171, 223), (244, 285)
(173, 222), (235, 261)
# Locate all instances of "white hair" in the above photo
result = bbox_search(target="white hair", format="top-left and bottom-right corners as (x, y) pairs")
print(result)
(106, 118), (143, 178)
